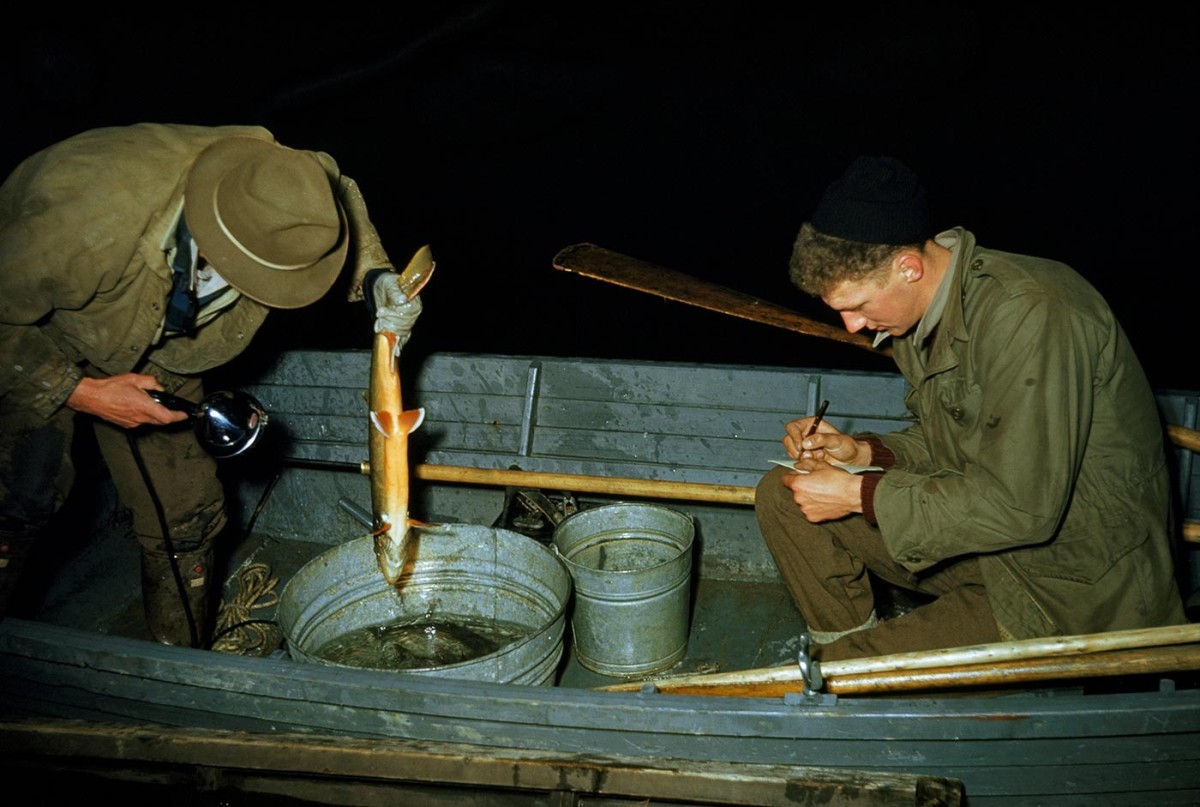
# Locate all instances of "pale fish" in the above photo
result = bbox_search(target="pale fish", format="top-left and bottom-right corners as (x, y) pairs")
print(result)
(369, 246), (434, 584)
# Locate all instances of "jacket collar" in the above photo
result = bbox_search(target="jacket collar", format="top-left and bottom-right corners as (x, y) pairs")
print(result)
(899, 227), (976, 378)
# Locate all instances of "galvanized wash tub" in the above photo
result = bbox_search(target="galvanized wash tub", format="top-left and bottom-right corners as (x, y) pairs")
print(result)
(552, 503), (695, 677)
(278, 524), (571, 684)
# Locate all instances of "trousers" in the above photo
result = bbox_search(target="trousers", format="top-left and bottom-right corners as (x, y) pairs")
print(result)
(754, 466), (1002, 661)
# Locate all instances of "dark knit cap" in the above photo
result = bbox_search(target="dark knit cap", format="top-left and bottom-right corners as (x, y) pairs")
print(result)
(810, 156), (930, 245)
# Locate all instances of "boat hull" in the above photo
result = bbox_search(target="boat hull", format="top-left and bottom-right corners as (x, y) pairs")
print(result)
(2, 350), (1197, 804)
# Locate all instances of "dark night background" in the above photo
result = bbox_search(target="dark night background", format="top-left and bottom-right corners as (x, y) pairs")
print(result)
(4, 5), (1196, 390)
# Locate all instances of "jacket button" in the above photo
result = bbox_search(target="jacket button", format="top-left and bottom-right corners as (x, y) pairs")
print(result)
(971, 259), (983, 271)
(950, 407), (965, 420)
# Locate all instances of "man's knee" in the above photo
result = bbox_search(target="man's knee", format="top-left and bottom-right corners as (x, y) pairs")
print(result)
(755, 466), (794, 515)
(135, 499), (227, 554)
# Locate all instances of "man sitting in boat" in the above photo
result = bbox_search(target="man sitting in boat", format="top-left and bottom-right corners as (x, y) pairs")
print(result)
(756, 155), (1188, 661)
(0, 123), (424, 648)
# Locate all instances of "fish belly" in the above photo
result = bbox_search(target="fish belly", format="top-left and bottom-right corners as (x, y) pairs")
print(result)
(369, 331), (411, 584)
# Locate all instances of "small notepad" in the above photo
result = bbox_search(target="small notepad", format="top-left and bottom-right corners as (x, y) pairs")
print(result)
(769, 458), (883, 474)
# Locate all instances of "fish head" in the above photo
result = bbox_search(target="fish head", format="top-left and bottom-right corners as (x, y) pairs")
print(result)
(373, 523), (407, 585)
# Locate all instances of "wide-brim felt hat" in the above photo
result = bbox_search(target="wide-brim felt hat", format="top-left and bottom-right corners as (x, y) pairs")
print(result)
(184, 136), (348, 309)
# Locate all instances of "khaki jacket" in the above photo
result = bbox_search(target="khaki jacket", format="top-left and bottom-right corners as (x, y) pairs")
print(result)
(0, 123), (393, 419)
(875, 229), (1185, 638)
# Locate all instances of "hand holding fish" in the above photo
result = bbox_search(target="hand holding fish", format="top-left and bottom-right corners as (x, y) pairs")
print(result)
(370, 273), (424, 355)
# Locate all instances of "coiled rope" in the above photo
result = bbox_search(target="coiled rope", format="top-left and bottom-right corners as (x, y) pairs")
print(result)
(211, 562), (282, 656)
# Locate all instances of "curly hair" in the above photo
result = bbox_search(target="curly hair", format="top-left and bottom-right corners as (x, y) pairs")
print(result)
(788, 222), (916, 298)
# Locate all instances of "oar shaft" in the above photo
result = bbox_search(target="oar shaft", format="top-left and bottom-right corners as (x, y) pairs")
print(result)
(599, 623), (1200, 696)
(823, 622), (1200, 678)
(414, 464), (756, 505)
(1167, 423), (1200, 453)
(630, 644), (1200, 698)
(825, 644), (1200, 695)
(288, 458), (754, 504)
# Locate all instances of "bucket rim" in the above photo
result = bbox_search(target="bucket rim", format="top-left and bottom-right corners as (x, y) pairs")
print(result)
(554, 501), (696, 528)
(551, 501), (695, 575)
(277, 525), (572, 679)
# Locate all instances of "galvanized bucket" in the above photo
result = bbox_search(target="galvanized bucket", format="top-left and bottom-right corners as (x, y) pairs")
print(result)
(278, 524), (571, 684)
(552, 503), (694, 677)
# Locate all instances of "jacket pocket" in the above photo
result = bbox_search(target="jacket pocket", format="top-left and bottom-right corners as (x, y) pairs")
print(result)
(1012, 512), (1148, 585)
(911, 377), (981, 463)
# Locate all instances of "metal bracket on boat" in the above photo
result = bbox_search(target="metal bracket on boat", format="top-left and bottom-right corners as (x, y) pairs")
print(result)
(514, 489), (576, 526)
(797, 632), (824, 696)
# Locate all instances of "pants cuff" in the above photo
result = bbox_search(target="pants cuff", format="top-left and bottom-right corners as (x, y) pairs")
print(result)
(810, 612), (879, 645)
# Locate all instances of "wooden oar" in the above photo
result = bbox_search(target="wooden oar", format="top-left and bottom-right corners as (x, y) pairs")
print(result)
(414, 464), (755, 504)
(552, 243), (889, 357)
(1167, 423), (1200, 453)
(608, 645), (1200, 698)
(824, 644), (1200, 695)
(599, 623), (1200, 697)
(291, 458), (755, 505)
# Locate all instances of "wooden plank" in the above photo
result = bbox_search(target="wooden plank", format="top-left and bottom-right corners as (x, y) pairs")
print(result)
(0, 718), (965, 806)
(534, 398), (793, 440)
(536, 359), (814, 411)
(530, 428), (774, 471)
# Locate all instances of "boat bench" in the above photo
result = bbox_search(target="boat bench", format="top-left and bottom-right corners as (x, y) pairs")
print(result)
(232, 350), (1200, 583)
(237, 350), (917, 484)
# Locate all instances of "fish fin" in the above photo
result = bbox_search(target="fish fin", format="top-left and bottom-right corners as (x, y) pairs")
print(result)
(369, 410), (395, 437)
(398, 407), (425, 434)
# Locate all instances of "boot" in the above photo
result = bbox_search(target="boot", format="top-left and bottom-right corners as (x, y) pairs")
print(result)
(141, 542), (213, 647)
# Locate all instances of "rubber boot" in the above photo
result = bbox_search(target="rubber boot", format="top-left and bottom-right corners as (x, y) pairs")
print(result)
(141, 541), (213, 648)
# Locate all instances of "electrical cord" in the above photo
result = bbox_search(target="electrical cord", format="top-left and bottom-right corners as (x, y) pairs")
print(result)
(127, 430), (202, 648)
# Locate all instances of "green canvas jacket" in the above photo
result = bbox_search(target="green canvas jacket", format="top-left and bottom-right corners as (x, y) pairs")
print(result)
(874, 228), (1186, 638)
(0, 123), (393, 419)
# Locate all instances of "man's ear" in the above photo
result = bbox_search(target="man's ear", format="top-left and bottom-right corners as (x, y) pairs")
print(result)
(898, 253), (923, 283)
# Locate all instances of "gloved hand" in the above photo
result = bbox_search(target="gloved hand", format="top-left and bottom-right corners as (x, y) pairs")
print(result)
(366, 269), (424, 353)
